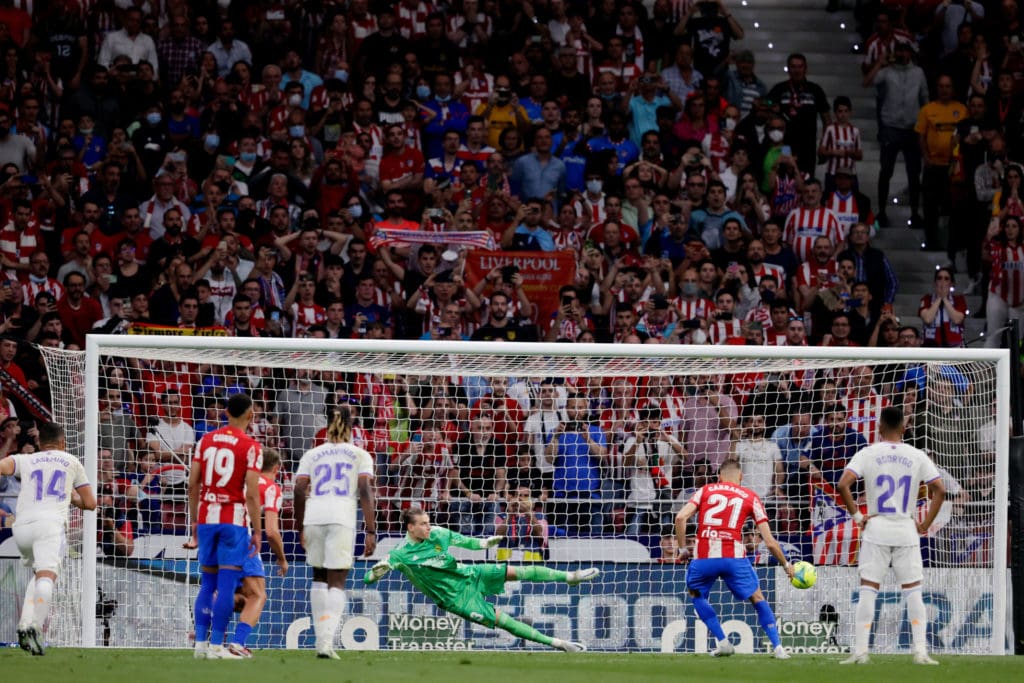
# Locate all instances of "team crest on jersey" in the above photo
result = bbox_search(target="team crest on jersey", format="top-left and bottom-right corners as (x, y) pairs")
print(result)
(435, 545), (442, 551)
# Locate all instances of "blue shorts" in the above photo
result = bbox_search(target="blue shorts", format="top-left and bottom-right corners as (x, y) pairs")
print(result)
(241, 553), (265, 579)
(197, 524), (250, 569)
(686, 558), (761, 601)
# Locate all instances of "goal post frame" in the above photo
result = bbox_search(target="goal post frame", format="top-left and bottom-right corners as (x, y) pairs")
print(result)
(76, 335), (1011, 652)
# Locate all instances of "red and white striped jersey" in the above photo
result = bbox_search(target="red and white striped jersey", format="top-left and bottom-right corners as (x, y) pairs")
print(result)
(861, 29), (915, 69)
(820, 123), (861, 177)
(843, 391), (891, 442)
(825, 191), (862, 241)
(751, 262), (787, 290)
(258, 474), (282, 516)
(989, 242), (1024, 307)
(350, 15), (378, 51)
(616, 25), (645, 69)
(290, 301), (327, 337)
(764, 326), (787, 346)
(0, 220), (40, 278)
(813, 518), (860, 566)
(708, 318), (743, 344)
(22, 278), (64, 304)
(192, 426), (263, 527)
(396, 1), (434, 40)
(784, 207), (842, 262)
(674, 296), (716, 321)
(455, 143), (495, 166)
(795, 259), (838, 289)
(689, 481), (768, 559)
(594, 61), (642, 89)
(454, 72), (494, 112)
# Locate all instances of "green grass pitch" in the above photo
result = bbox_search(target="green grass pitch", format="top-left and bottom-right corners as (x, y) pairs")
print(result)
(1, 650), (1020, 683)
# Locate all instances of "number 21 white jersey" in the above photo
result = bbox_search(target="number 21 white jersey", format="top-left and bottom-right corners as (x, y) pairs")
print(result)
(11, 450), (89, 527)
(296, 442), (374, 528)
(845, 441), (940, 546)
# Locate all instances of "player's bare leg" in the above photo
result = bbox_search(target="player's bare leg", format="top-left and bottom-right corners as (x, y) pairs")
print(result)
(841, 578), (879, 664)
(688, 588), (733, 656)
(226, 577), (266, 658)
(902, 580), (937, 665)
(314, 568), (349, 659)
(748, 589), (788, 659)
(18, 568), (56, 656)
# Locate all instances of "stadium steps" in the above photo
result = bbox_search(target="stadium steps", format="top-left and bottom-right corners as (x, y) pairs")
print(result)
(731, 1), (989, 341)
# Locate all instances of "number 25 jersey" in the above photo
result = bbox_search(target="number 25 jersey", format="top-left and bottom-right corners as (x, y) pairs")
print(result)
(296, 441), (374, 528)
(192, 426), (263, 526)
(688, 481), (767, 559)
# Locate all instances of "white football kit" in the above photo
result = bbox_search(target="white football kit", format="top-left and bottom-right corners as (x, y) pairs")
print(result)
(844, 441), (940, 584)
(296, 442), (374, 569)
(10, 450), (90, 573)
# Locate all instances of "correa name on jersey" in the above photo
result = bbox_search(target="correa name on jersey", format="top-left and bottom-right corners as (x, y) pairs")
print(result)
(211, 432), (241, 445)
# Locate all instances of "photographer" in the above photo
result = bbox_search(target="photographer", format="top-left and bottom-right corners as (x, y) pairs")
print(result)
(543, 394), (607, 536)
(623, 406), (686, 537)
(96, 480), (135, 558)
(493, 486), (548, 559)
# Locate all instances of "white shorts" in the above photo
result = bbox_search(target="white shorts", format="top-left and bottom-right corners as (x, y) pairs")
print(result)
(303, 524), (355, 570)
(13, 520), (66, 574)
(858, 539), (923, 585)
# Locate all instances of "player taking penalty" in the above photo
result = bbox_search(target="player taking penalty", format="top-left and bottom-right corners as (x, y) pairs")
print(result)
(837, 406), (945, 665)
(0, 423), (96, 656)
(675, 458), (795, 659)
(187, 392), (264, 660)
(364, 507), (598, 652)
(293, 405), (377, 659)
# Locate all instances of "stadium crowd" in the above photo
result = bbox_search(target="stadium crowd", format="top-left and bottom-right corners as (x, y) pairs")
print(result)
(0, 0), (1008, 558)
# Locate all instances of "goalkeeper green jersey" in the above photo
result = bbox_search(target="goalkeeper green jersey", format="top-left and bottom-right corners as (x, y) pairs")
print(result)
(387, 526), (488, 607)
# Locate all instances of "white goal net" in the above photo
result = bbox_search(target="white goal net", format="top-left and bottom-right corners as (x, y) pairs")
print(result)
(32, 337), (1010, 654)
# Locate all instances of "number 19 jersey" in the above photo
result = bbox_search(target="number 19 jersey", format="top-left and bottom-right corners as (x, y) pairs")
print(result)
(688, 481), (767, 559)
(296, 442), (374, 528)
(845, 441), (940, 546)
(192, 426), (263, 526)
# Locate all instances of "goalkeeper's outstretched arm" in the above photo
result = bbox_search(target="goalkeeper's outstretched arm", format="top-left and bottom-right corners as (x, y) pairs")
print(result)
(444, 527), (504, 551)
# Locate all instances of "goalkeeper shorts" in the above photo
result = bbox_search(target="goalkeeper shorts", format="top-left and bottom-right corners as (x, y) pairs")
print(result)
(439, 563), (507, 629)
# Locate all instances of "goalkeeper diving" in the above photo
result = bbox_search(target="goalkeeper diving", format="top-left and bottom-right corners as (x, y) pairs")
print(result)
(365, 507), (598, 652)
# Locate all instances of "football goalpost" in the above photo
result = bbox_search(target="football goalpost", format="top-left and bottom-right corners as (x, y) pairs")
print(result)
(35, 336), (1010, 654)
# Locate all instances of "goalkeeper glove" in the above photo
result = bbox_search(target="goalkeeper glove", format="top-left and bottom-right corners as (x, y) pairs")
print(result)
(364, 560), (391, 585)
(480, 535), (504, 549)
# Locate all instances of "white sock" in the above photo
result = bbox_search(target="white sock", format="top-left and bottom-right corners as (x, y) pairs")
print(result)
(904, 587), (928, 655)
(33, 577), (54, 629)
(20, 577), (36, 628)
(323, 588), (348, 650)
(310, 581), (328, 647)
(854, 586), (877, 655)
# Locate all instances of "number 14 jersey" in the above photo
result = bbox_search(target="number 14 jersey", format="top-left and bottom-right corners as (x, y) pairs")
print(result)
(296, 442), (374, 528)
(192, 426), (263, 526)
(11, 450), (89, 527)
(688, 481), (767, 559)
(845, 441), (940, 546)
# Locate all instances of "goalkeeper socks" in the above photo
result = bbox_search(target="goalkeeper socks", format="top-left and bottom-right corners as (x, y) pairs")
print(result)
(514, 566), (568, 583)
(310, 581), (328, 646)
(904, 586), (928, 654)
(20, 577), (36, 627)
(231, 622), (253, 648)
(210, 568), (242, 645)
(692, 597), (727, 641)
(854, 586), (878, 654)
(322, 588), (349, 649)
(194, 571), (216, 642)
(754, 599), (782, 649)
(33, 577), (54, 627)
(496, 612), (554, 647)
